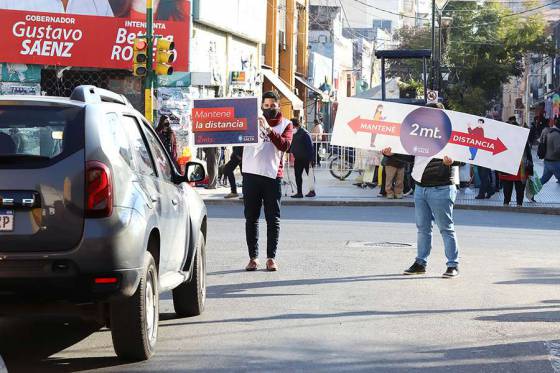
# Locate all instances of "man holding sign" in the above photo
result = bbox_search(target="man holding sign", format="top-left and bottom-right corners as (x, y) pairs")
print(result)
(242, 92), (293, 272)
(382, 103), (461, 278)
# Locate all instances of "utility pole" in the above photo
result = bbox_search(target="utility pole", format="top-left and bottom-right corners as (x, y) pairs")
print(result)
(144, 0), (154, 123)
(430, 0), (436, 90)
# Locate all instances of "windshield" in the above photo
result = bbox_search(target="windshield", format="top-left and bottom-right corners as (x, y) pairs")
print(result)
(0, 105), (84, 160)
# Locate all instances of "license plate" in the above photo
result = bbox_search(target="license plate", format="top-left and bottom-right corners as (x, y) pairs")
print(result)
(0, 210), (14, 232)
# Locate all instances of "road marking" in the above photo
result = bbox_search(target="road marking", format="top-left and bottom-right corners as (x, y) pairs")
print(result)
(545, 341), (560, 372)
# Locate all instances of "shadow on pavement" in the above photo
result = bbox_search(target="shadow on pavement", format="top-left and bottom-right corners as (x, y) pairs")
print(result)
(0, 317), (126, 373)
(477, 310), (560, 323)
(495, 267), (560, 286)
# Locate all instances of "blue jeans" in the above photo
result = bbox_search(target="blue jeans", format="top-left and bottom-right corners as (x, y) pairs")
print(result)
(414, 185), (459, 268)
(541, 160), (560, 185)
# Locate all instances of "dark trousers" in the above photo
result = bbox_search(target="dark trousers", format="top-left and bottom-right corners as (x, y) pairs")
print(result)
(243, 173), (282, 259)
(223, 159), (241, 193)
(502, 180), (525, 205)
(294, 159), (310, 194)
(204, 148), (219, 188)
(477, 167), (492, 197)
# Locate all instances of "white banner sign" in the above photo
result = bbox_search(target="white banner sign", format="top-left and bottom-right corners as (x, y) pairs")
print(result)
(331, 98), (529, 175)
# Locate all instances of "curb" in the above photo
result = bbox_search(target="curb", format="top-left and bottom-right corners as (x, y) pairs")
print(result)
(202, 198), (560, 215)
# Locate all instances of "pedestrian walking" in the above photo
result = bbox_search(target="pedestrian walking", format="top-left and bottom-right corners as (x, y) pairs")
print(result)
(155, 115), (178, 164)
(223, 146), (243, 199)
(538, 119), (560, 186)
(500, 141), (533, 207)
(203, 147), (219, 189)
(311, 118), (325, 166)
(242, 91), (293, 272)
(289, 118), (316, 198)
(381, 103), (461, 278)
(383, 155), (405, 199)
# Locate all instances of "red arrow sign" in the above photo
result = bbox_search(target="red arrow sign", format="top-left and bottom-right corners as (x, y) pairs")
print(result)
(449, 131), (508, 155)
(348, 116), (401, 136)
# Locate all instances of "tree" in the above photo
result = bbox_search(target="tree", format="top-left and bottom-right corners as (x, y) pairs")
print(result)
(392, 2), (555, 114)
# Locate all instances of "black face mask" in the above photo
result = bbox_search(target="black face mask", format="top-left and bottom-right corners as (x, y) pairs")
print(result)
(263, 108), (278, 120)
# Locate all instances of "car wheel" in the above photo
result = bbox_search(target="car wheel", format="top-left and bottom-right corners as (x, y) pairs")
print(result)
(172, 231), (206, 317)
(110, 251), (159, 361)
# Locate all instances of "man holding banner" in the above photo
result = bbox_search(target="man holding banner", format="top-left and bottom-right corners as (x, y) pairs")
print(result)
(382, 103), (461, 278)
(242, 92), (293, 272)
(331, 96), (529, 278)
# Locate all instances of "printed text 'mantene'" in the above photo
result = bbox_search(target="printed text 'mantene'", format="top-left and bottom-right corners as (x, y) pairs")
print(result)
(193, 108), (234, 120)
(360, 123), (397, 134)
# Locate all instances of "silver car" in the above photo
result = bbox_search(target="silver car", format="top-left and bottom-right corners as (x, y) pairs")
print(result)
(0, 86), (207, 361)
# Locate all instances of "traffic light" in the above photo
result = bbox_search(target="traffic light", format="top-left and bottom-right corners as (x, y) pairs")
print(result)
(132, 38), (148, 77)
(155, 38), (175, 75)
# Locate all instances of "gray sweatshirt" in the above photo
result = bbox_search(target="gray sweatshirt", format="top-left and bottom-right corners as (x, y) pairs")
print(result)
(540, 127), (560, 161)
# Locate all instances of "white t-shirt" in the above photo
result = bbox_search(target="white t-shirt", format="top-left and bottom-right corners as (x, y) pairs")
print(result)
(243, 118), (291, 179)
(412, 156), (459, 185)
(0, 0), (114, 16)
(412, 156), (431, 183)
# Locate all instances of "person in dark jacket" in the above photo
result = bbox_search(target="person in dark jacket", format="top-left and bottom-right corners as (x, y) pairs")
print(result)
(539, 119), (560, 186)
(289, 118), (316, 198)
(156, 115), (178, 164)
(381, 103), (460, 278)
(223, 146), (243, 199)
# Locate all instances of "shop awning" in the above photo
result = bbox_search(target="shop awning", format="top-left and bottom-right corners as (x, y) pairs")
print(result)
(295, 76), (330, 102)
(261, 69), (304, 111)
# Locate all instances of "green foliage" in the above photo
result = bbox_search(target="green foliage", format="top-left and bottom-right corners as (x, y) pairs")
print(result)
(392, 2), (555, 115)
(398, 79), (425, 98)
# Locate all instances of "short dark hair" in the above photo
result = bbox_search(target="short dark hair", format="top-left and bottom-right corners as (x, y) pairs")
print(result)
(262, 91), (279, 102)
(291, 118), (300, 127)
(426, 102), (445, 109)
(478, 119), (485, 124)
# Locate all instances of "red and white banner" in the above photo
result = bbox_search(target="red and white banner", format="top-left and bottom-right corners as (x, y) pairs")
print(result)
(0, 2), (190, 71)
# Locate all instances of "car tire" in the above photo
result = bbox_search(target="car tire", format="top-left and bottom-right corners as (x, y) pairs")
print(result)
(172, 231), (206, 317)
(110, 251), (159, 361)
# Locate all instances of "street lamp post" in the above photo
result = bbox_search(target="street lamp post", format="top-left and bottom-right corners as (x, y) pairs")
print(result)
(431, 0), (449, 91)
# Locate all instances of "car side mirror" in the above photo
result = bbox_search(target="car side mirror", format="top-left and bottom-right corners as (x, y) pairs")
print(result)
(184, 161), (205, 183)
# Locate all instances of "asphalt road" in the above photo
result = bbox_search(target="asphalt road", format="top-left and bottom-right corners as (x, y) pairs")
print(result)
(2, 205), (560, 373)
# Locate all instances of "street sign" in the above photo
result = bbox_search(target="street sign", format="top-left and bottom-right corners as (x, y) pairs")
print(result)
(191, 97), (259, 147)
(427, 90), (438, 104)
(331, 97), (529, 175)
(435, 0), (449, 9)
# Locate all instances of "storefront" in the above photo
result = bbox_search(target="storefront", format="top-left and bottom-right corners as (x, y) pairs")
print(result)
(0, 0), (191, 116)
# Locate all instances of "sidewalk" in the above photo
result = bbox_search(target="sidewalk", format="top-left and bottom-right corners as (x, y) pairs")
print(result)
(199, 155), (560, 215)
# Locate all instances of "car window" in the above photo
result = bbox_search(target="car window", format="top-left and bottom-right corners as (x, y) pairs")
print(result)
(99, 112), (133, 168)
(0, 105), (84, 159)
(121, 115), (156, 177)
(141, 122), (172, 181)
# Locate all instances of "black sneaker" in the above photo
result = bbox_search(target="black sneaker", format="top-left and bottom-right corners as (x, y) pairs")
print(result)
(403, 262), (426, 275)
(291, 193), (304, 199)
(442, 267), (459, 278)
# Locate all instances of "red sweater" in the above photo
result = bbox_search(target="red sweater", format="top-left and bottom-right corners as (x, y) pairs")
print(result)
(468, 126), (485, 138)
(267, 114), (293, 178)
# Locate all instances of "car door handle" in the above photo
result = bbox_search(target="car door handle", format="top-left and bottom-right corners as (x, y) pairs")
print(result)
(172, 199), (179, 206)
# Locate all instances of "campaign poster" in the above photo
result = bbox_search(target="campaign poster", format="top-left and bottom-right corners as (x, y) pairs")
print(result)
(331, 97), (529, 175)
(0, 0), (190, 71)
(192, 97), (259, 147)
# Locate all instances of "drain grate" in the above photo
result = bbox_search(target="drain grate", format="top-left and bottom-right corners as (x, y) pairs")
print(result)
(346, 241), (414, 248)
